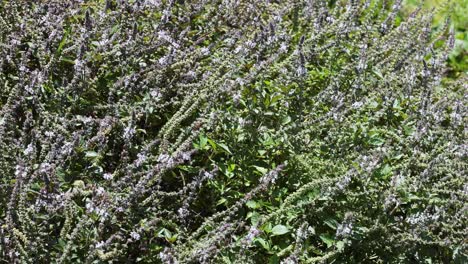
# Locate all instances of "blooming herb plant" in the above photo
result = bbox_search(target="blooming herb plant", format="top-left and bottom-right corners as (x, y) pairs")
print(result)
(0, 0), (466, 263)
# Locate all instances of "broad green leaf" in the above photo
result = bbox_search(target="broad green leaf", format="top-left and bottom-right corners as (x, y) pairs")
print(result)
(281, 115), (291, 125)
(218, 143), (232, 154)
(271, 225), (289, 236)
(319, 234), (335, 248)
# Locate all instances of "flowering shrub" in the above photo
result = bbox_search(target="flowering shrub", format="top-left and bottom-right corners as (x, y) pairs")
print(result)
(0, 0), (466, 263)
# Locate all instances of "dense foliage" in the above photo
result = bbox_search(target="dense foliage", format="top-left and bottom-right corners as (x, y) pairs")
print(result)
(0, 0), (466, 263)
(404, 0), (467, 78)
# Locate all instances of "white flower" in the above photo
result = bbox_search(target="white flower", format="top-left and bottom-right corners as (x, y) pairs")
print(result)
(39, 163), (52, 174)
(384, 194), (398, 210)
(279, 43), (288, 53)
(380, 23), (387, 31)
(135, 153), (147, 166)
(246, 226), (260, 242)
(74, 59), (83, 72)
(233, 93), (241, 104)
(123, 126), (135, 139)
(158, 56), (169, 66)
(159, 248), (176, 263)
(85, 202), (94, 212)
(421, 69), (431, 78)
(296, 66), (307, 76)
(181, 152), (191, 161)
(157, 153), (174, 167)
(97, 38), (109, 47)
(352, 101), (363, 109)
(96, 208), (109, 218)
(239, 117), (246, 127)
(281, 256), (298, 264)
(95, 241), (105, 249)
(96, 187), (106, 196)
(157, 31), (168, 40)
(103, 173), (113, 181)
(235, 77), (245, 87)
(150, 89), (161, 99)
(185, 70), (196, 78)
(14, 165), (26, 177)
(391, 174), (405, 187)
(245, 40), (256, 49)
(145, 0), (161, 7)
(336, 175), (351, 190)
(130, 231), (140, 241)
(234, 45), (244, 54)
(24, 143), (34, 155)
(336, 222), (353, 237)
(10, 39), (21, 45)
(200, 47), (210, 56)
(407, 212), (424, 225)
(356, 60), (367, 71)
(204, 171), (214, 180)
(178, 207), (189, 219)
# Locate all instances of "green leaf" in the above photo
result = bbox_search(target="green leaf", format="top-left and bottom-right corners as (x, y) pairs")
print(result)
(270, 93), (282, 103)
(281, 115), (291, 125)
(368, 134), (385, 146)
(319, 234), (335, 248)
(254, 237), (270, 251)
(165, 233), (178, 243)
(199, 134), (208, 149)
(372, 69), (383, 79)
(376, 164), (393, 179)
(367, 100), (379, 109)
(216, 198), (227, 206)
(72, 180), (85, 189)
(85, 151), (99, 158)
(218, 143), (232, 154)
(207, 138), (217, 150)
(110, 24), (120, 35)
(253, 166), (268, 175)
(246, 211), (261, 226)
(324, 219), (338, 230)
(246, 200), (260, 209)
(271, 225), (289, 236)
(56, 28), (70, 55)
(269, 255), (280, 264)
(60, 57), (75, 64)
(381, 164), (392, 175)
(403, 125), (415, 136)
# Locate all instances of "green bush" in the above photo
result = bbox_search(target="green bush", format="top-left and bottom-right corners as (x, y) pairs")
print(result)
(0, 0), (466, 263)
